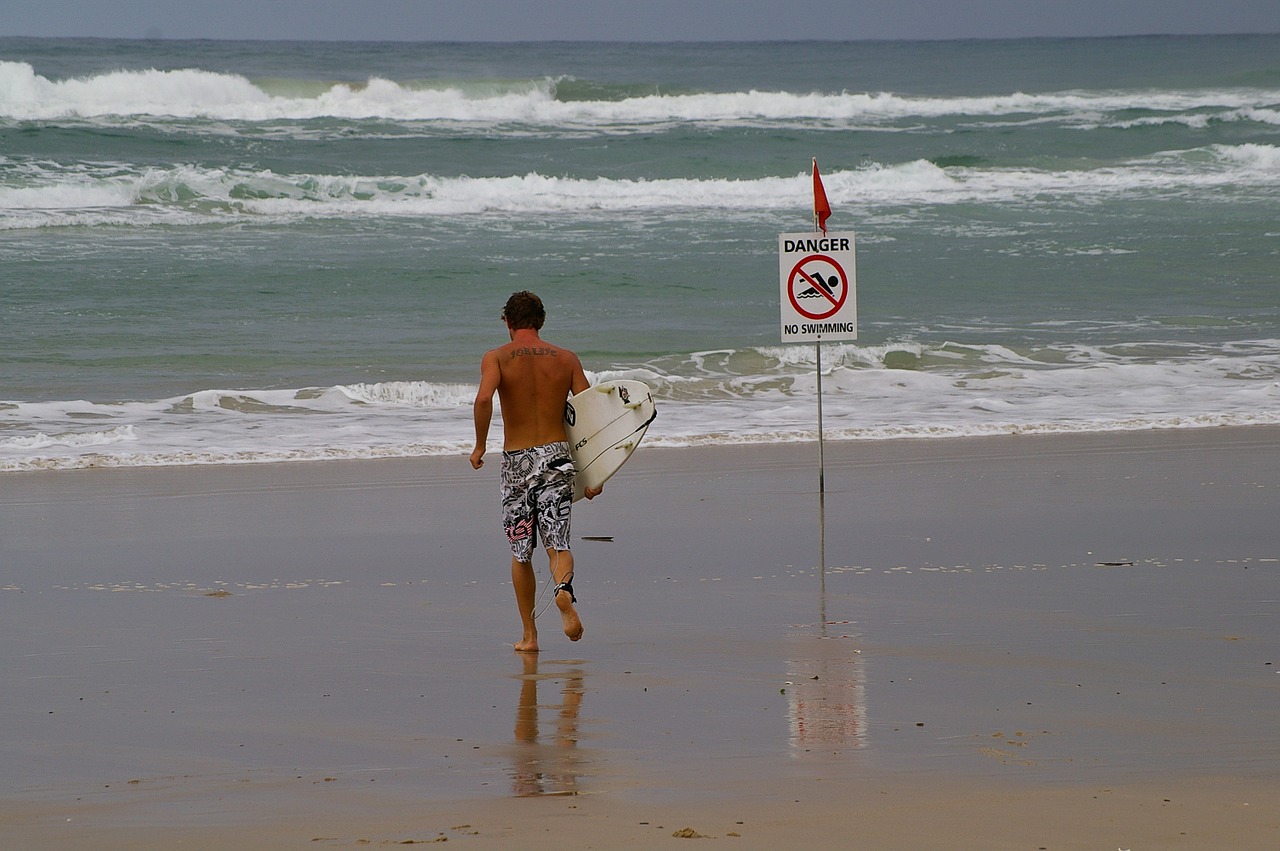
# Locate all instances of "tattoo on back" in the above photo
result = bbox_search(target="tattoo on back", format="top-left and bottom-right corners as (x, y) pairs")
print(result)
(510, 346), (558, 358)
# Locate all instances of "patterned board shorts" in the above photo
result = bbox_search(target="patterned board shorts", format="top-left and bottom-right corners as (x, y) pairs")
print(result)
(501, 441), (576, 563)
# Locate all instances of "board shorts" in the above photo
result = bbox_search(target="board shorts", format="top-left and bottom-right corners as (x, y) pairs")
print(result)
(501, 441), (576, 563)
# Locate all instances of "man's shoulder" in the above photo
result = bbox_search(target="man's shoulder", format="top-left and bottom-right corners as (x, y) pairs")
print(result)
(538, 337), (579, 358)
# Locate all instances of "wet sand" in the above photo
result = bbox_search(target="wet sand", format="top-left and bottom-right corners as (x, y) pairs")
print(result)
(2, 427), (1279, 848)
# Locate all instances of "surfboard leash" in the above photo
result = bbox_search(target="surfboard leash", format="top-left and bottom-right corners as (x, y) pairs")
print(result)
(532, 552), (576, 620)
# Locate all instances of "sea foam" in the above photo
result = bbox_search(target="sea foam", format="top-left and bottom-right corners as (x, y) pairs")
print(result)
(3, 342), (1277, 472)
(4, 144), (1277, 231)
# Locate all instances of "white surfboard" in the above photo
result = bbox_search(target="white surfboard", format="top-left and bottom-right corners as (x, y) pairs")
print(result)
(564, 379), (657, 502)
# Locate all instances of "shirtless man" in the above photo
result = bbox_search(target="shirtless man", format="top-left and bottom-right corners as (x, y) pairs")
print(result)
(470, 291), (601, 652)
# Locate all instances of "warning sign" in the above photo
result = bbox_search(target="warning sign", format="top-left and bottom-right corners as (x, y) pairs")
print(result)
(778, 231), (857, 342)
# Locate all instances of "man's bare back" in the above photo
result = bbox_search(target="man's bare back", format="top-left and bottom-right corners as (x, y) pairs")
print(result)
(470, 332), (588, 460)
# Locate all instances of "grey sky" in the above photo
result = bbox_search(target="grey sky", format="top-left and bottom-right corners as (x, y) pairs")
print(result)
(3, 0), (1277, 41)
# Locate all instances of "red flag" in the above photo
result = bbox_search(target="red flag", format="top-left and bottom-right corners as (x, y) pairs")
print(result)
(812, 158), (831, 234)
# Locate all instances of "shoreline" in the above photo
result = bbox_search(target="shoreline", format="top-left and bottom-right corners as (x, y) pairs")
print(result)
(6, 415), (1280, 475)
(3, 426), (1278, 847)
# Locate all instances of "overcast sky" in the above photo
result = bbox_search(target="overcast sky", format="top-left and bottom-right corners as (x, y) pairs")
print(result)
(3, 0), (1277, 41)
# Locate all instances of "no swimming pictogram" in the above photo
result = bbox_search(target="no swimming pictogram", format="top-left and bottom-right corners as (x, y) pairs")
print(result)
(787, 254), (848, 320)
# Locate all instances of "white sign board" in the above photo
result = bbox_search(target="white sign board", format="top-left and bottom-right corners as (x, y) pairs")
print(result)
(778, 231), (857, 343)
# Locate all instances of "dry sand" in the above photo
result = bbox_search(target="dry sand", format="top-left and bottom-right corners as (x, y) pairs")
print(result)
(2, 427), (1278, 848)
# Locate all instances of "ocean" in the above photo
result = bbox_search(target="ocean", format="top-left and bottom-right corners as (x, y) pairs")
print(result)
(2, 35), (1278, 471)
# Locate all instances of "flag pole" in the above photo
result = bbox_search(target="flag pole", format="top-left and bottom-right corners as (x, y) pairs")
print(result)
(811, 157), (830, 581)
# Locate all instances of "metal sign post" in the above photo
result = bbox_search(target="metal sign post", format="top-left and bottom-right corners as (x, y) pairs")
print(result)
(816, 339), (826, 579)
(778, 230), (857, 577)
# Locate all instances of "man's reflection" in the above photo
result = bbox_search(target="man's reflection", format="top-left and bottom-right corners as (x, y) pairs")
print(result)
(511, 654), (585, 796)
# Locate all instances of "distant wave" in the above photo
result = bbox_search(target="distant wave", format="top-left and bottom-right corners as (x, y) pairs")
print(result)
(3, 143), (1277, 230)
(3, 61), (1279, 132)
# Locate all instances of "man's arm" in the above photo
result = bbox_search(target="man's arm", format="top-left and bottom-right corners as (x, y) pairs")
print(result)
(470, 350), (501, 470)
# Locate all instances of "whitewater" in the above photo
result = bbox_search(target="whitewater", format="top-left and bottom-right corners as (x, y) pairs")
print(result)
(4, 59), (1280, 129)
(5, 339), (1279, 471)
(3, 145), (1278, 232)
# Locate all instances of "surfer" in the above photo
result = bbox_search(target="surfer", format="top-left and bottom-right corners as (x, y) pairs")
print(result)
(471, 290), (602, 652)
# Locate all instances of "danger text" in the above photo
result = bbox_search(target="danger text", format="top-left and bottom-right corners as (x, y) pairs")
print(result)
(783, 237), (850, 253)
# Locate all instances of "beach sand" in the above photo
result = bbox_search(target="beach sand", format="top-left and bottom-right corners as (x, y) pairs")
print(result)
(2, 427), (1278, 848)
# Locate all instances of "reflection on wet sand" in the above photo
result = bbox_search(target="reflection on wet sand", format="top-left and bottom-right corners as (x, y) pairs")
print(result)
(511, 654), (586, 797)
(787, 589), (866, 754)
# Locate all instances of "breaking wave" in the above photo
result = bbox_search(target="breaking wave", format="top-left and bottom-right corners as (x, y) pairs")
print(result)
(3, 60), (1278, 132)
(3, 143), (1276, 230)
(4, 341), (1278, 472)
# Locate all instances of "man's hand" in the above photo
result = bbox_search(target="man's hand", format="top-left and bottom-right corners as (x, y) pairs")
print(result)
(584, 484), (603, 500)
(469, 447), (485, 470)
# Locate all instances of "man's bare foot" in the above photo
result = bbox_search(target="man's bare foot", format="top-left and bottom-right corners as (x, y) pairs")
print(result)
(556, 591), (584, 641)
(514, 635), (539, 653)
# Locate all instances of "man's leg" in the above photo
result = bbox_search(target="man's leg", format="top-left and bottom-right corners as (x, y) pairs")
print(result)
(548, 548), (583, 641)
(512, 556), (539, 652)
